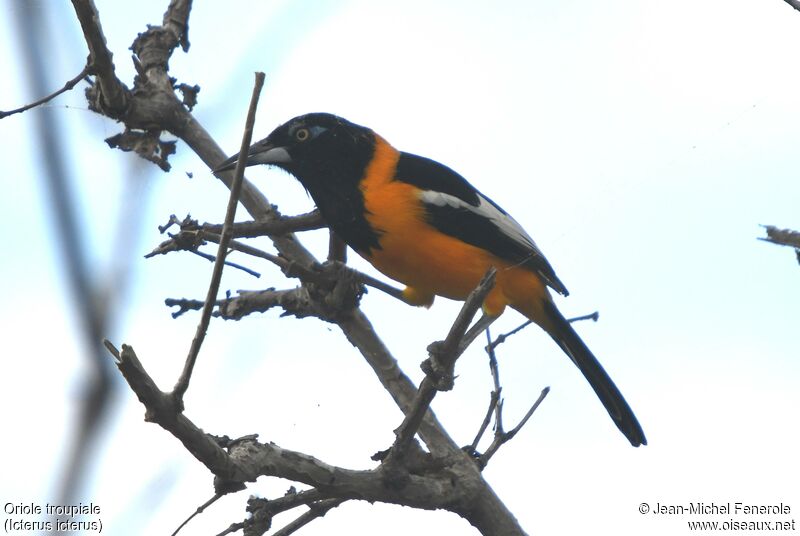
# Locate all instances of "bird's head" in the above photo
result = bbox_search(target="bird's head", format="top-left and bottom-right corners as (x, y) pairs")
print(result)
(214, 113), (376, 188)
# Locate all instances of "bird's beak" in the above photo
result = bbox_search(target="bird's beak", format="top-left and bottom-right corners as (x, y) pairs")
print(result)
(214, 139), (292, 173)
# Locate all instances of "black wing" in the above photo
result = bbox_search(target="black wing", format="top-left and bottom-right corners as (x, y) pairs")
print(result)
(395, 152), (568, 296)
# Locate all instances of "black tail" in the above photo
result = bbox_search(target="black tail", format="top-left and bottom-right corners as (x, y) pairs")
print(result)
(542, 300), (647, 447)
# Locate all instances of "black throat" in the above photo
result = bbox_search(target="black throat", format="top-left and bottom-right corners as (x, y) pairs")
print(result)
(285, 128), (383, 255)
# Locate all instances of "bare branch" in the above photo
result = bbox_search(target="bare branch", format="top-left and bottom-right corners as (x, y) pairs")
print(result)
(479, 387), (549, 467)
(191, 490), (332, 536)
(487, 326), (506, 437)
(148, 220), (413, 305)
(428, 269), (498, 386)
(272, 499), (345, 536)
(172, 72), (265, 404)
(505, 387), (550, 440)
(760, 225), (800, 255)
(391, 269), (496, 457)
(328, 232), (348, 262)
(214, 522), (244, 536)
(0, 65), (90, 119)
(466, 389), (500, 456)
(469, 328), (550, 468)
(199, 211), (325, 237)
(162, 0), (193, 52)
(103, 341), (254, 483)
(104, 340), (504, 519)
(172, 493), (224, 536)
(71, 0), (129, 116)
(487, 311), (598, 352)
(165, 298), (208, 318)
(216, 288), (330, 321)
(568, 311), (600, 324)
(457, 314), (498, 355)
(185, 248), (260, 278)
(74, 3), (535, 532)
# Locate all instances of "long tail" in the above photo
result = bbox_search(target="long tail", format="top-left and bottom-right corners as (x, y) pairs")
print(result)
(541, 300), (647, 447)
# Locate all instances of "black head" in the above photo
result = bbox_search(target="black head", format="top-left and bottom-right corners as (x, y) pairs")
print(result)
(215, 113), (376, 187)
(215, 113), (384, 254)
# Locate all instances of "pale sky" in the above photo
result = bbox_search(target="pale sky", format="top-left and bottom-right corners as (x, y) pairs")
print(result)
(1, 1), (798, 535)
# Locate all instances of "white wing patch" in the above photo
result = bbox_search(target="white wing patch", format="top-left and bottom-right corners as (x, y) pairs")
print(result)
(418, 190), (540, 254)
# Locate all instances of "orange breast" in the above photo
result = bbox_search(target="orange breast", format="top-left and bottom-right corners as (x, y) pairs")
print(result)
(359, 135), (551, 323)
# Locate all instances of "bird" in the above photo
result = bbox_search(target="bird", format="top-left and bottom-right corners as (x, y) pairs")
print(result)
(216, 112), (646, 447)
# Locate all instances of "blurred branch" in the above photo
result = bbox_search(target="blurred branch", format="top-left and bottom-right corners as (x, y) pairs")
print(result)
(14, 2), (119, 518)
(783, 0), (800, 12)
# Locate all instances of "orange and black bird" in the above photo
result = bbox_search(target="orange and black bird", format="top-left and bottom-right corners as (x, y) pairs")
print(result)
(216, 113), (646, 447)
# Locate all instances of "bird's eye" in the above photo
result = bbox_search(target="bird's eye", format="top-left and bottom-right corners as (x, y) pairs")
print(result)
(294, 127), (310, 142)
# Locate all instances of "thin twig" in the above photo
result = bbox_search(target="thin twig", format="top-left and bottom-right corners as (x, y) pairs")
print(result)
(486, 319), (532, 352)
(0, 65), (90, 119)
(468, 328), (506, 452)
(479, 387), (549, 467)
(567, 311), (599, 324)
(467, 389), (500, 455)
(189, 249), (261, 278)
(171, 493), (224, 536)
(505, 386), (550, 440)
(172, 72), (265, 404)
(214, 522), (244, 536)
(486, 327), (505, 436)
(486, 311), (598, 352)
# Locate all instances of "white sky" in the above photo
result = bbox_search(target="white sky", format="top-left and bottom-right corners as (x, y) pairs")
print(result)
(1, 1), (798, 535)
